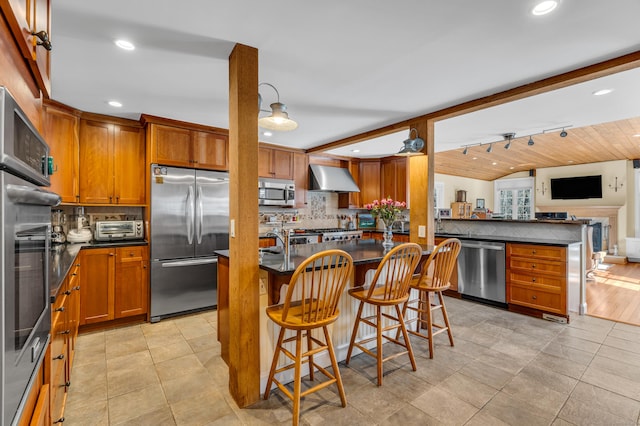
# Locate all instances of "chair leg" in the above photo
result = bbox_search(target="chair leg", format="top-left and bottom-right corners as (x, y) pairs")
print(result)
(426, 291), (434, 359)
(307, 330), (314, 381)
(346, 300), (365, 364)
(396, 304), (416, 371)
(376, 306), (383, 386)
(324, 326), (347, 407)
(438, 291), (454, 347)
(292, 330), (303, 426)
(264, 327), (286, 399)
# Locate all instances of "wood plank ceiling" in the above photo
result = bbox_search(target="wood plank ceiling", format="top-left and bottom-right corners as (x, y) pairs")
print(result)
(435, 116), (640, 181)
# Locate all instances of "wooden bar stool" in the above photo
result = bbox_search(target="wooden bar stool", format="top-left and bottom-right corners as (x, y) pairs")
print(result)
(401, 238), (461, 358)
(345, 243), (422, 386)
(263, 249), (354, 426)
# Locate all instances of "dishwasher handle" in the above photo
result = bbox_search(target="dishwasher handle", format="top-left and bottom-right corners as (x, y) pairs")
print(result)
(461, 241), (505, 251)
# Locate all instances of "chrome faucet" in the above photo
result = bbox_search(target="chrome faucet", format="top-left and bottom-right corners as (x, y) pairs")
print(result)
(266, 223), (292, 268)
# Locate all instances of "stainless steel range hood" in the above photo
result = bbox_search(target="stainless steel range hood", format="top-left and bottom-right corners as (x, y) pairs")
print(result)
(308, 164), (360, 193)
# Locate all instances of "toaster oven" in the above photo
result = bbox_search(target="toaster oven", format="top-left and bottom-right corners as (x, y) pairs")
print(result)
(94, 220), (144, 241)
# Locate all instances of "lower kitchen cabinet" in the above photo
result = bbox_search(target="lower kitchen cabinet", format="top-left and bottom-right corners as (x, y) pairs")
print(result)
(49, 260), (81, 425)
(79, 245), (148, 326)
(506, 243), (567, 316)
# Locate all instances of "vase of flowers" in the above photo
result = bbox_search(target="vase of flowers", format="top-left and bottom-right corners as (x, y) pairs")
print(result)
(364, 197), (406, 248)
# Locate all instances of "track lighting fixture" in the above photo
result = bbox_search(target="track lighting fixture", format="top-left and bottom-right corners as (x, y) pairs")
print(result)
(503, 133), (515, 149)
(560, 128), (568, 137)
(528, 136), (535, 146)
(486, 143), (493, 153)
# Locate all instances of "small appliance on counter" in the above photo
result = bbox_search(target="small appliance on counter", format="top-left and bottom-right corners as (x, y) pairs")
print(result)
(67, 206), (92, 243)
(51, 208), (66, 244)
(94, 220), (144, 241)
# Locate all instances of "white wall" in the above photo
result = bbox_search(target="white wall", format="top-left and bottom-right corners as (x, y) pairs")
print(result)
(535, 160), (629, 253)
(435, 173), (494, 210)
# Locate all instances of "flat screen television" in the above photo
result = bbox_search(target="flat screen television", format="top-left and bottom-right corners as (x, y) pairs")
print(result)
(550, 175), (602, 200)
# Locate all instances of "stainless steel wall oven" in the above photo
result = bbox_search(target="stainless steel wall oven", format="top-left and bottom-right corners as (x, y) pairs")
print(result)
(1, 87), (60, 425)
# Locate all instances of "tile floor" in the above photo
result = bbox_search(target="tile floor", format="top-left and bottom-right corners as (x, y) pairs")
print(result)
(64, 297), (640, 425)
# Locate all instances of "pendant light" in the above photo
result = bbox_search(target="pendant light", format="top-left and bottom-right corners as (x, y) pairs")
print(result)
(258, 83), (298, 131)
(395, 128), (425, 156)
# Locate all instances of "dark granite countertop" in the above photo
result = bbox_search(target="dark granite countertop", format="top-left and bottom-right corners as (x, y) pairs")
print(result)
(434, 232), (581, 246)
(216, 239), (433, 275)
(49, 240), (148, 303)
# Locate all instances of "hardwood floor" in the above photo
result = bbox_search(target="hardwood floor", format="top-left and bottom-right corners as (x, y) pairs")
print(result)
(587, 261), (640, 326)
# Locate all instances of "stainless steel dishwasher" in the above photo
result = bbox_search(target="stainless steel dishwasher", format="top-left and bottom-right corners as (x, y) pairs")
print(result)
(457, 240), (506, 305)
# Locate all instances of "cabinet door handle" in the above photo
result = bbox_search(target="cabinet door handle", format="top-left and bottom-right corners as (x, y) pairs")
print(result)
(55, 306), (65, 312)
(65, 290), (71, 295)
(109, 196), (113, 203)
(116, 195), (120, 203)
(73, 286), (81, 291)
(54, 353), (65, 360)
(31, 30), (52, 50)
(532, 277), (536, 283)
(532, 295), (537, 300)
(53, 417), (65, 423)
(58, 329), (70, 335)
(65, 381), (71, 388)
(531, 264), (536, 269)
(109, 253), (115, 257)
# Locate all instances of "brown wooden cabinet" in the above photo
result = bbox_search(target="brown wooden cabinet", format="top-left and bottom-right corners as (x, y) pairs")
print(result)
(49, 258), (80, 425)
(259, 146), (294, 179)
(149, 123), (229, 170)
(292, 151), (308, 207)
(79, 246), (148, 326)
(451, 202), (472, 219)
(506, 243), (567, 316)
(79, 248), (115, 325)
(381, 157), (408, 204)
(358, 159), (381, 207)
(79, 118), (145, 205)
(43, 102), (79, 203)
(1, 0), (52, 96)
(114, 246), (148, 318)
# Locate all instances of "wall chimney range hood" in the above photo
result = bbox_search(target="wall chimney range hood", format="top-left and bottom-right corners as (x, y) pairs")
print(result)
(308, 164), (360, 193)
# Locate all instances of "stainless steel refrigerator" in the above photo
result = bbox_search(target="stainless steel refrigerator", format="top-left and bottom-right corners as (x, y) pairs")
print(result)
(150, 165), (229, 322)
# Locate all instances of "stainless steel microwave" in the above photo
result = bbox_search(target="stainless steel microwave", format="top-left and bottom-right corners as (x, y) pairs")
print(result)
(258, 178), (295, 207)
(0, 87), (52, 186)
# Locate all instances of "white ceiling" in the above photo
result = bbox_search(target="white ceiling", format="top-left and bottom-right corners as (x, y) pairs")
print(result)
(51, 1), (640, 158)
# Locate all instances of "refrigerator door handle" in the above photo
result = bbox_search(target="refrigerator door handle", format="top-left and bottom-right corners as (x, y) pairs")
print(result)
(197, 185), (204, 244)
(186, 186), (194, 245)
(161, 258), (218, 267)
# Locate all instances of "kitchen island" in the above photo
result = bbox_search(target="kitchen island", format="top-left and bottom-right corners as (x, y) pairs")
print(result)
(216, 239), (433, 390)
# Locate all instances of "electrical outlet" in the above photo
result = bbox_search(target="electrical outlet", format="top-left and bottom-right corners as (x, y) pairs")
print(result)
(418, 225), (426, 238)
(230, 219), (235, 238)
(259, 278), (267, 295)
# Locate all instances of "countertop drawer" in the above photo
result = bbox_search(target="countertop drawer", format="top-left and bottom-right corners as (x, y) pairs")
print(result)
(509, 271), (565, 289)
(507, 244), (566, 261)
(116, 246), (145, 260)
(509, 284), (563, 314)
(509, 257), (566, 276)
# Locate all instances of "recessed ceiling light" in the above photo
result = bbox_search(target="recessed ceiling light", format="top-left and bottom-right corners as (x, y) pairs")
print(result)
(592, 89), (613, 96)
(262, 131), (273, 137)
(472, 157), (478, 160)
(532, 1), (558, 15)
(115, 39), (135, 50)
(492, 162), (498, 166)
(568, 160), (574, 163)
(107, 100), (122, 107)
(509, 166), (515, 170)
(632, 134), (640, 138)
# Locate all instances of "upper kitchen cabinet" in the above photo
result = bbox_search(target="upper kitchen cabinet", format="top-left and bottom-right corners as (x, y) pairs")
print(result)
(381, 157), (408, 206)
(259, 145), (294, 179)
(358, 159), (381, 206)
(143, 116), (229, 171)
(43, 101), (79, 203)
(1, 0), (52, 97)
(292, 151), (308, 207)
(79, 115), (145, 205)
